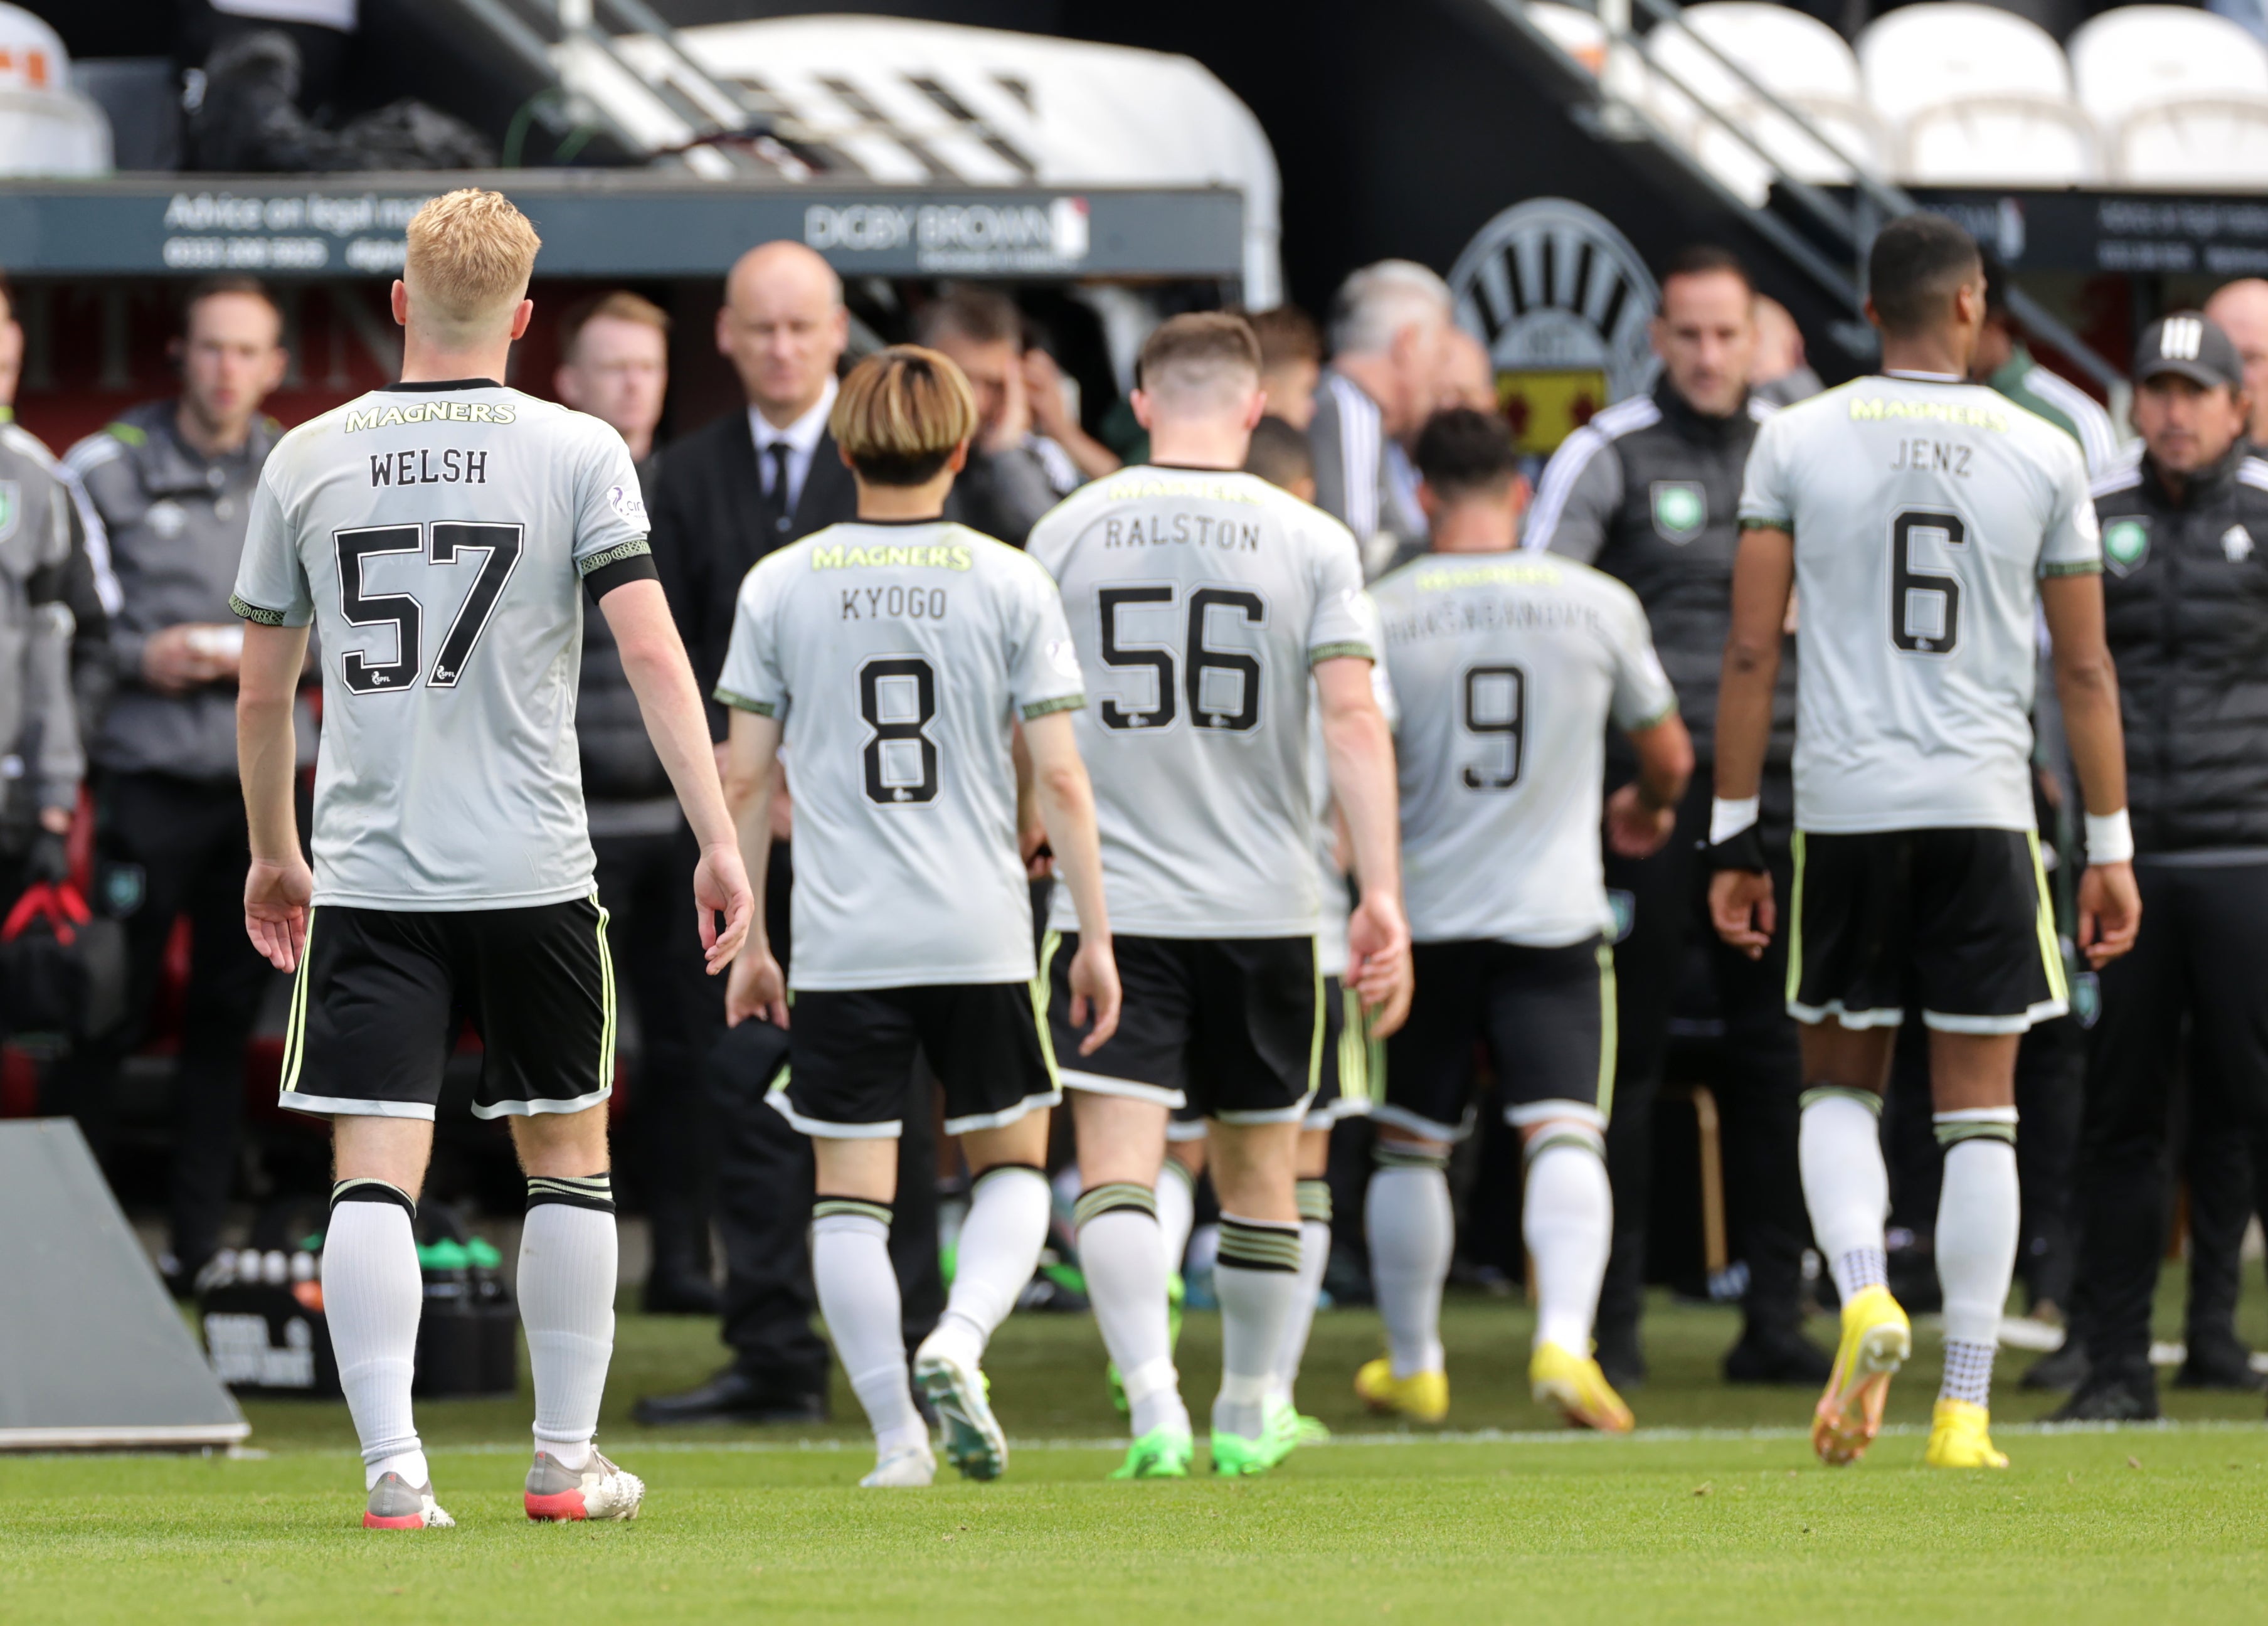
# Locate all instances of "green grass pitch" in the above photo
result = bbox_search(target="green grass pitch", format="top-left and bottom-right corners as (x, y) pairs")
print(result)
(6, 1286), (2267, 1623)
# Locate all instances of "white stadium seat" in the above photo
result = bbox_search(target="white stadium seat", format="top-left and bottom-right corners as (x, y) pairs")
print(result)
(1645, 3), (1887, 205)
(1858, 3), (2101, 184)
(1528, 2), (1610, 76)
(0, 3), (110, 176)
(2069, 6), (2268, 186)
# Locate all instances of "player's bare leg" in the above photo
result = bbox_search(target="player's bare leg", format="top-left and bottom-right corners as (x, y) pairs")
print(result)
(1358, 1124), (1453, 1423)
(1071, 1089), (1192, 1476)
(1796, 1020), (1909, 1465)
(1924, 1030), (2022, 1469)
(916, 1113), (1055, 1481)
(1520, 1109), (1629, 1433)
(327, 1117), (450, 1528)
(811, 1136), (934, 1487)
(1207, 1116), (1306, 1474)
(512, 1105), (643, 1519)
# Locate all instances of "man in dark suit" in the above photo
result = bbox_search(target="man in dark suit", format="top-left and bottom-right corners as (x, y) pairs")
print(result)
(634, 240), (943, 1425)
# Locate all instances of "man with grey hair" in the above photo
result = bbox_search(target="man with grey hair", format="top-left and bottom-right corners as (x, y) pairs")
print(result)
(1310, 260), (1456, 577)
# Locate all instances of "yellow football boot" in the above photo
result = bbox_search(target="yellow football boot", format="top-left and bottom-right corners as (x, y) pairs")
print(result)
(1924, 1398), (2009, 1469)
(1354, 1357), (1449, 1423)
(1530, 1342), (1635, 1433)
(1813, 1284), (1910, 1466)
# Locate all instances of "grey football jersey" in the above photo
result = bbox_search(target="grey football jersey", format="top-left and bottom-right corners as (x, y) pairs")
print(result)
(1739, 371), (2101, 833)
(1027, 467), (1374, 938)
(233, 383), (650, 910)
(1373, 551), (1676, 947)
(715, 520), (1084, 991)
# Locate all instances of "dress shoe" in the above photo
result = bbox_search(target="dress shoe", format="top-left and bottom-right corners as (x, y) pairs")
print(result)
(2048, 1363), (2159, 1422)
(632, 1365), (827, 1426)
(2020, 1339), (2089, 1392)
(1722, 1323), (1833, 1384)
(2174, 1332), (2267, 1391)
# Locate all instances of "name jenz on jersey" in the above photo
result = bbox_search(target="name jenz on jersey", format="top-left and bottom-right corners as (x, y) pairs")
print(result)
(1102, 513), (1261, 551)
(841, 585), (950, 621)
(369, 449), (489, 487)
(1889, 438), (1973, 477)
(1383, 596), (1605, 645)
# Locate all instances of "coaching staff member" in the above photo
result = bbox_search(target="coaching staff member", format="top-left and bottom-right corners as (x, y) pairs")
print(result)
(2056, 314), (2268, 1421)
(58, 276), (291, 1295)
(636, 242), (940, 1425)
(1527, 245), (1824, 1388)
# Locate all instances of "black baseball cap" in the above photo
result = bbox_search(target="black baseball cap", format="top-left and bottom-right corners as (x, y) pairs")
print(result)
(2134, 312), (2245, 390)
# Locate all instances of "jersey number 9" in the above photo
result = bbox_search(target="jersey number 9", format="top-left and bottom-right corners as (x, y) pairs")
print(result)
(1460, 663), (1526, 790)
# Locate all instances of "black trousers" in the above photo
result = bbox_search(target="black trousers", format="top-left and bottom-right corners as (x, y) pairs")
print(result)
(703, 844), (941, 1393)
(592, 827), (714, 1284)
(1599, 767), (1811, 1341)
(2072, 861), (2268, 1371)
(47, 772), (277, 1273)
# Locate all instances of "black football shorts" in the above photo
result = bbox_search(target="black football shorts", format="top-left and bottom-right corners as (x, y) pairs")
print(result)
(768, 981), (1057, 1138)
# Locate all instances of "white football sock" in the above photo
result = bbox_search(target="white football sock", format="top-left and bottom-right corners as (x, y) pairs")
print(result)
(1213, 1214), (1305, 1438)
(519, 1178), (618, 1471)
(1367, 1150), (1452, 1378)
(928, 1164), (1050, 1369)
(1935, 1119), (2019, 1407)
(813, 1201), (926, 1457)
(1523, 1131), (1613, 1354)
(322, 1187), (427, 1492)
(1799, 1088), (1891, 1301)
(1075, 1182), (1190, 1440)
(1268, 1181), (1334, 1405)
(1157, 1158), (1197, 1275)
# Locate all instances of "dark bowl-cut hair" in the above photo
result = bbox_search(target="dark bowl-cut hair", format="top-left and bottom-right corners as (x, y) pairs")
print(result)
(1244, 414), (1315, 491)
(1868, 214), (1983, 338)
(1414, 406), (1518, 499)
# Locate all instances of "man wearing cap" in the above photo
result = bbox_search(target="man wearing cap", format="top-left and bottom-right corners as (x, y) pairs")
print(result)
(2056, 312), (2268, 1420)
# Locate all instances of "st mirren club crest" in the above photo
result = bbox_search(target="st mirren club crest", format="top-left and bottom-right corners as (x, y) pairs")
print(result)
(1448, 199), (1660, 457)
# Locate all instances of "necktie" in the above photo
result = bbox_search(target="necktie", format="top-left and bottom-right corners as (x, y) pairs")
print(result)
(766, 442), (795, 535)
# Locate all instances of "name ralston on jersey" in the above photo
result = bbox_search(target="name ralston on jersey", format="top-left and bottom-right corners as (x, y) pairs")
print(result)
(1026, 466), (1373, 940)
(714, 519), (1084, 992)
(1372, 553), (1675, 948)
(230, 382), (652, 911)
(1737, 373), (2101, 835)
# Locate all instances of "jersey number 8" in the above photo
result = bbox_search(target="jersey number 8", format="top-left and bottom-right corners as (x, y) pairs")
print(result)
(859, 656), (940, 805)
(333, 522), (524, 694)
(1094, 584), (1265, 733)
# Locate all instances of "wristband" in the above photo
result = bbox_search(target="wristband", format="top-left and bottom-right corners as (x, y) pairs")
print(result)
(2084, 809), (2134, 865)
(1709, 796), (1760, 846)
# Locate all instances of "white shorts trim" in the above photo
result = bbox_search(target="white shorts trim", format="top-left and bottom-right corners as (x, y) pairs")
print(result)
(1505, 1099), (1608, 1132)
(1212, 1091), (1318, 1128)
(1057, 1068), (1185, 1110)
(1788, 999), (1905, 1029)
(1165, 1115), (1211, 1143)
(472, 1086), (612, 1121)
(276, 1093), (437, 1122)
(764, 1084), (901, 1140)
(943, 1090), (1062, 1137)
(1922, 998), (2067, 1036)
(1307, 1094), (1372, 1129)
(1369, 1102), (1474, 1144)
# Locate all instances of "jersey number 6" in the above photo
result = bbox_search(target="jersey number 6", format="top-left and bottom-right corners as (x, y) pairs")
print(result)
(1890, 508), (1965, 656)
(333, 521), (525, 694)
(1095, 584), (1265, 733)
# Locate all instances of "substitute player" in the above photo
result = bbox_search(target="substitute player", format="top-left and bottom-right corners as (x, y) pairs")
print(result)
(231, 189), (755, 1529)
(1029, 314), (1407, 1479)
(1710, 213), (2139, 1470)
(1362, 407), (1690, 1432)
(717, 346), (1119, 1489)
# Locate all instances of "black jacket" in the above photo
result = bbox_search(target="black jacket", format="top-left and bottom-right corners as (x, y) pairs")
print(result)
(648, 408), (857, 740)
(1527, 380), (1796, 765)
(2093, 442), (2268, 854)
(578, 451), (672, 807)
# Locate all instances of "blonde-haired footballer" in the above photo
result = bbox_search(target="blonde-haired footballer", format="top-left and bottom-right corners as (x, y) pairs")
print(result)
(231, 188), (754, 1528)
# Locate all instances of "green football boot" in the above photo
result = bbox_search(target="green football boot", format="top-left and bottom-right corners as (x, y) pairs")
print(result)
(1209, 1428), (1275, 1477)
(1108, 1427), (1194, 1480)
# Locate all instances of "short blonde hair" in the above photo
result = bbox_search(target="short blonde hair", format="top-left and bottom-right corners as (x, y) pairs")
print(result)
(404, 188), (541, 337)
(829, 346), (977, 486)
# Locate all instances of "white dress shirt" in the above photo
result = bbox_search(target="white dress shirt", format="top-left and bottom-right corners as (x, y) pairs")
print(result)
(748, 374), (839, 521)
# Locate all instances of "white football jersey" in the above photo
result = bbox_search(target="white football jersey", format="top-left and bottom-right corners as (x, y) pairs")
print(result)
(1739, 371), (2101, 833)
(716, 519), (1084, 991)
(1372, 551), (1677, 947)
(232, 383), (650, 910)
(1027, 466), (1373, 938)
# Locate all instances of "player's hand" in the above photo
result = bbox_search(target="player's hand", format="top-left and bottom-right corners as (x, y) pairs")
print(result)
(725, 945), (788, 1029)
(1604, 782), (1678, 859)
(243, 853), (314, 972)
(2077, 859), (2141, 967)
(694, 840), (755, 972)
(1347, 889), (1414, 1038)
(1709, 867), (1775, 960)
(1066, 935), (1121, 1055)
